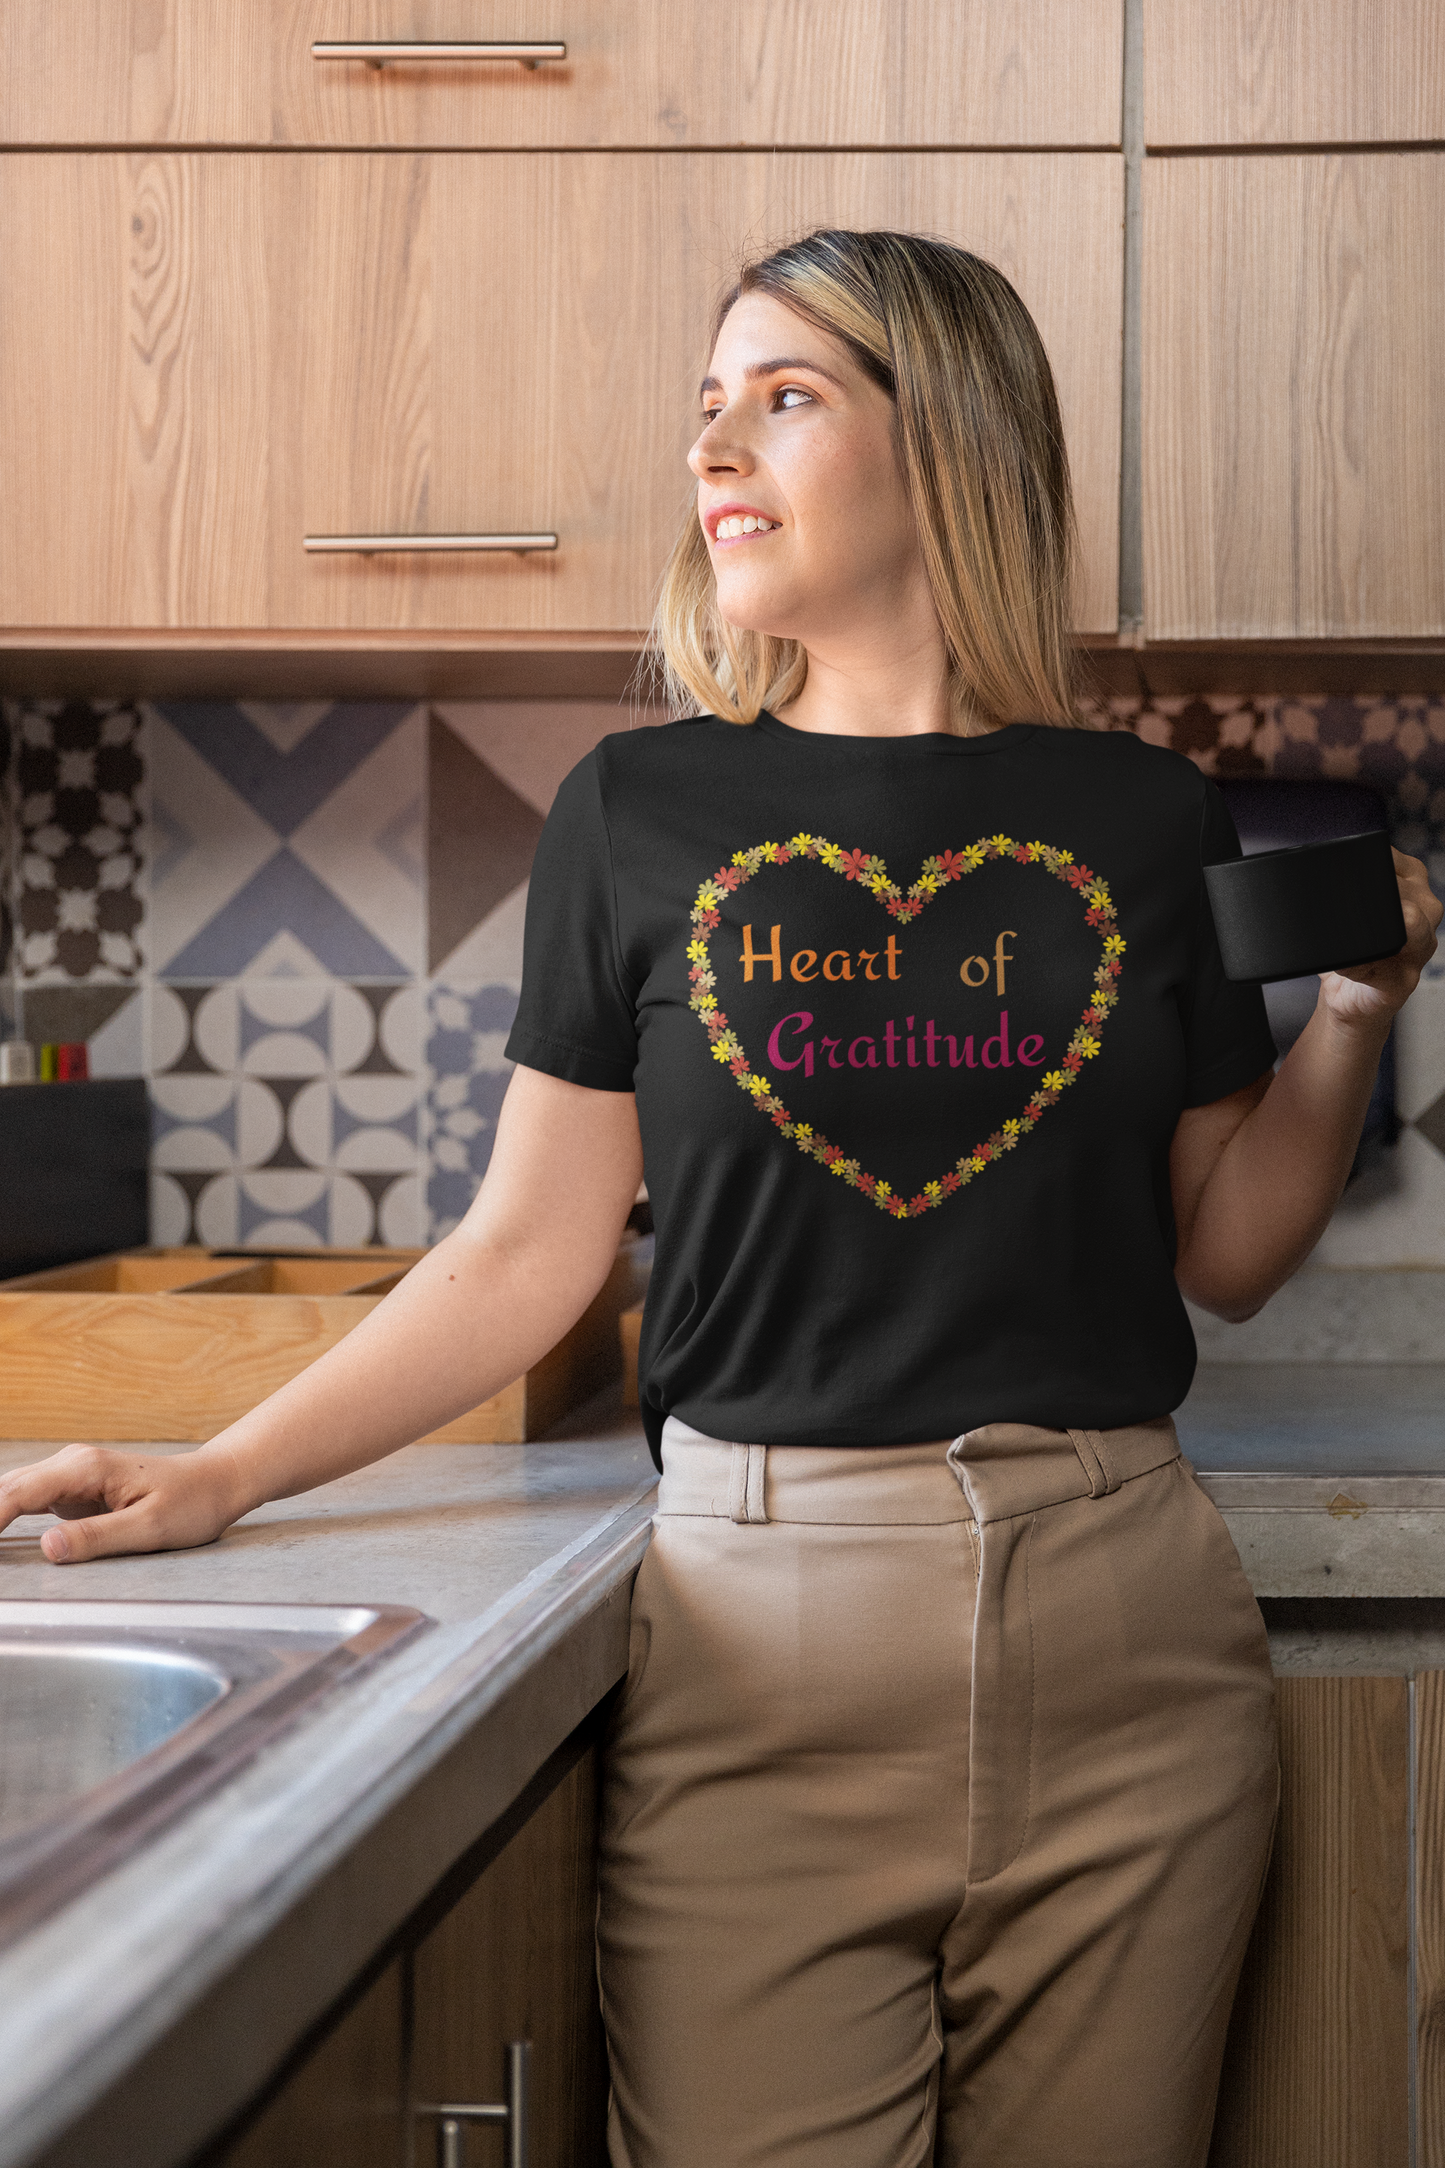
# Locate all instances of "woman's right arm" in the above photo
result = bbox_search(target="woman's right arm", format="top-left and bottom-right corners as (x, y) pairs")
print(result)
(0, 1066), (644, 1564)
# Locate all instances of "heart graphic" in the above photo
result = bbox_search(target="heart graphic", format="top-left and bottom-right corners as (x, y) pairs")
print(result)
(687, 831), (1126, 1219)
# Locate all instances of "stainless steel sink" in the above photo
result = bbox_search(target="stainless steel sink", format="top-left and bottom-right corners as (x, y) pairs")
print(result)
(0, 1601), (429, 1946)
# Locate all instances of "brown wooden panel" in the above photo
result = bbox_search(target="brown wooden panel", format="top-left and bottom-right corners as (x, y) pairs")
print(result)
(0, 152), (1120, 638)
(1144, 155), (1445, 640)
(2, 1), (1121, 149)
(1145, 0), (1445, 147)
(1417, 1673), (1445, 2167)
(220, 1960), (405, 2168)
(411, 1747), (609, 2168)
(1209, 1675), (1410, 2168)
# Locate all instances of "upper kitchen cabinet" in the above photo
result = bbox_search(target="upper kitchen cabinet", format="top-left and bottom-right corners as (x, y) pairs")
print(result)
(1144, 0), (1445, 147)
(0, 151), (1123, 640)
(1142, 153), (1445, 642)
(3, 0), (1122, 149)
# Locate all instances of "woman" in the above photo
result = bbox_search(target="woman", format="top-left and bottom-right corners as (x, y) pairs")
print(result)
(1, 230), (1438, 2167)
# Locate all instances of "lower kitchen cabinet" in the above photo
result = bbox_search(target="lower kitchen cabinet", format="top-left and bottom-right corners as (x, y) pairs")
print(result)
(1210, 1676), (1411, 2168)
(215, 1739), (607, 2168)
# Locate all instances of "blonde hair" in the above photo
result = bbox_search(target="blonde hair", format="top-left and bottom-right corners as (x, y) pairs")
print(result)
(651, 228), (1083, 733)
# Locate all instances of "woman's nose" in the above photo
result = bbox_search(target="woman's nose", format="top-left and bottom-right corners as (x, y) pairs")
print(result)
(688, 413), (754, 481)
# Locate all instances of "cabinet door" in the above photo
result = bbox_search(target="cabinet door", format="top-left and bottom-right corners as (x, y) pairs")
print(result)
(1144, 0), (1445, 147)
(1143, 153), (1445, 640)
(2, 1), (1121, 150)
(0, 151), (1122, 638)
(218, 1958), (406, 2168)
(1209, 1676), (1410, 2168)
(410, 1746), (609, 2168)
(1416, 1672), (1445, 2167)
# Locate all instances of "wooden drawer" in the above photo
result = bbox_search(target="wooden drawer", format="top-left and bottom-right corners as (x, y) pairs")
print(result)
(1143, 153), (1445, 640)
(1145, 0), (1445, 148)
(0, 150), (1123, 637)
(1, 1), (1121, 150)
(0, 1242), (639, 1442)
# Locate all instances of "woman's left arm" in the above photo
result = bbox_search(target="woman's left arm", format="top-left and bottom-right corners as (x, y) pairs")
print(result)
(1171, 848), (1442, 1321)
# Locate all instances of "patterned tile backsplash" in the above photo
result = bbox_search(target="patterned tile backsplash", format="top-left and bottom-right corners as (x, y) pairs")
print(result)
(1, 690), (1443, 1258)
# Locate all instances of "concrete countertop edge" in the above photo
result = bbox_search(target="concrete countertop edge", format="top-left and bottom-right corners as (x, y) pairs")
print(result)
(0, 1480), (659, 2168)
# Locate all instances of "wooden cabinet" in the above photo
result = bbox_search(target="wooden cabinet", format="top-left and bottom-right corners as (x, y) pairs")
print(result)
(1144, 0), (1445, 148)
(1142, 152), (1445, 641)
(0, 150), (1123, 640)
(1, 1), (1121, 150)
(221, 1963), (408, 2168)
(1210, 1677), (1411, 2167)
(215, 1737), (607, 2168)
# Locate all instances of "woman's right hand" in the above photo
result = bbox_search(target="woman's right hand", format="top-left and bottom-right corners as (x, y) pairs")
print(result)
(0, 1441), (249, 1563)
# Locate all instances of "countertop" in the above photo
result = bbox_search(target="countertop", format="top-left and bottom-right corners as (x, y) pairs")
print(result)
(0, 1403), (657, 2168)
(4, 1353), (1445, 2166)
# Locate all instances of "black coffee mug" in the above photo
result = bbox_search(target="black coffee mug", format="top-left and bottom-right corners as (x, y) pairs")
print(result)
(1204, 829), (1405, 984)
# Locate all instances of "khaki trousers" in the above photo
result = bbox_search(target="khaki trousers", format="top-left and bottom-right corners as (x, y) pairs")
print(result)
(598, 1416), (1279, 2168)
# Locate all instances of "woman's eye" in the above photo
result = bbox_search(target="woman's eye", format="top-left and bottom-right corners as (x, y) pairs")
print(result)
(778, 387), (811, 409)
(701, 408), (722, 427)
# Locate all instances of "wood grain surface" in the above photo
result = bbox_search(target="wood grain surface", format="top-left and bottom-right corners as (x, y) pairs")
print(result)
(410, 1746), (608, 2168)
(0, 1245), (632, 1444)
(0, 150), (1122, 636)
(1417, 1673), (1445, 2167)
(2, 0), (1120, 149)
(1143, 153), (1445, 640)
(1145, 0), (1445, 147)
(220, 1958), (406, 2168)
(1209, 1675), (1410, 2168)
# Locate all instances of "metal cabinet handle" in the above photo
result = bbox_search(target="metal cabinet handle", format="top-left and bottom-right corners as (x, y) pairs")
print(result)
(303, 532), (558, 555)
(416, 2040), (531, 2168)
(312, 40), (565, 69)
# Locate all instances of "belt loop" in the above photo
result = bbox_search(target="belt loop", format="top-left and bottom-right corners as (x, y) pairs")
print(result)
(728, 1442), (768, 1524)
(1067, 1427), (1119, 1498)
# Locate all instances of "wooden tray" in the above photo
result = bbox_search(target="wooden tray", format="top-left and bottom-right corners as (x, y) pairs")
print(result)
(0, 1245), (640, 1445)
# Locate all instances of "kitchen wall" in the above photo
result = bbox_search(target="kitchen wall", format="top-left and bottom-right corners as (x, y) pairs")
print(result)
(1, 690), (1443, 1258)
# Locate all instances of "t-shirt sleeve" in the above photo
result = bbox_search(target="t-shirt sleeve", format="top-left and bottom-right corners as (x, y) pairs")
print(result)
(1179, 780), (1279, 1108)
(503, 751), (640, 1091)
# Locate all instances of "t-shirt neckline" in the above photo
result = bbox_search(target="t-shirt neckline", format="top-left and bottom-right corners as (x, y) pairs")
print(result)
(753, 709), (1040, 758)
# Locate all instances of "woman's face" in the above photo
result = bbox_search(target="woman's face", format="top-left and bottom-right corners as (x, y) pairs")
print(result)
(689, 292), (930, 654)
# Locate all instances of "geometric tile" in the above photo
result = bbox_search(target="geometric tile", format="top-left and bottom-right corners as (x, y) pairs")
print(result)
(147, 712), (279, 974)
(156, 701), (410, 837)
(148, 976), (423, 1248)
(428, 881), (530, 999)
(159, 850), (410, 980)
(1416, 1085), (1445, 1159)
(289, 707), (425, 974)
(12, 698), (145, 982)
(427, 713), (543, 973)
(424, 981), (519, 1239)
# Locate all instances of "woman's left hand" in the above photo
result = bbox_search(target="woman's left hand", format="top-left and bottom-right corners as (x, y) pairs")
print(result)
(1319, 847), (1442, 1027)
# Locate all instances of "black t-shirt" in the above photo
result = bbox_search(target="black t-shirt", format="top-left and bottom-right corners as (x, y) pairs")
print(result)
(505, 712), (1276, 1465)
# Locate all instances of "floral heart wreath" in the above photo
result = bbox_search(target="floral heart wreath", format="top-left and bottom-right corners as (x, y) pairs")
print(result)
(686, 832), (1126, 1220)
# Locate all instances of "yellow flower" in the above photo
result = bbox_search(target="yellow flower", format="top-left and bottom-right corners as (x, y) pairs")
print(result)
(1003, 1119), (1021, 1136)
(1104, 933), (1127, 955)
(732, 850), (751, 866)
(1042, 1070), (1068, 1090)
(759, 841), (777, 858)
(963, 843), (986, 867)
(830, 1157), (849, 1176)
(794, 1122), (814, 1140)
(1075, 1035), (1100, 1058)
(914, 873), (940, 896)
(970, 1155), (987, 1172)
(925, 1180), (942, 1199)
(988, 832), (1014, 850)
(876, 1180), (893, 1198)
(686, 938), (708, 962)
(711, 1041), (734, 1063)
(1028, 840), (1050, 857)
(817, 840), (841, 865)
(788, 831), (814, 852)
(746, 1073), (769, 1096)
(1056, 849), (1074, 863)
